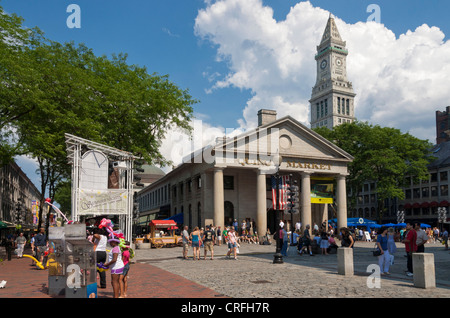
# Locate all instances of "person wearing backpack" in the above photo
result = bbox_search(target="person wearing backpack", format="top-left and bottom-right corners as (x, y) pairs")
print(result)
(299, 224), (314, 256)
(340, 227), (354, 248)
(202, 225), (216, 260)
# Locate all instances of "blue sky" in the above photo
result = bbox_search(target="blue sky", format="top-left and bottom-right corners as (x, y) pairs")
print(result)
(3, 0), (450, 190)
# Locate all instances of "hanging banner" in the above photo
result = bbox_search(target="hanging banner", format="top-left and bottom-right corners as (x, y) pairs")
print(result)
(32, 200), (39, 225)
(77, 189), (128, 215)
(311, 177), (334, 204)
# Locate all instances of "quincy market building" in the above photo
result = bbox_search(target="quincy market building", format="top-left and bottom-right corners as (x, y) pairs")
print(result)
(136, 110), (353, 238)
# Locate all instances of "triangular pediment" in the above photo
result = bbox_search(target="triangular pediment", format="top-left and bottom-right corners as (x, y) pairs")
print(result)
(213, 116), (354, 163)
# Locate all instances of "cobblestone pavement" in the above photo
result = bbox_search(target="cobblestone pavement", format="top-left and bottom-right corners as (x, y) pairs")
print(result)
(134, 240), (450, 298)
(2, 240), (450, 299)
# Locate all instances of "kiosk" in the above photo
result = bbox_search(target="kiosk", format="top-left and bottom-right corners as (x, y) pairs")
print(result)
(64, 224), (97, 298)
(146, 220), (181, 248)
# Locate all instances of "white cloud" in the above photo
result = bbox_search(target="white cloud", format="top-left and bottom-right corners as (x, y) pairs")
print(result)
(194, 0), (450, 142)
(158, 118), (245, 171)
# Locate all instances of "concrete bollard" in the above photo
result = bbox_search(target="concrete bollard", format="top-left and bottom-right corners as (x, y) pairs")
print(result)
(337, 247), (353, 276)
(413, 253), (436, 289)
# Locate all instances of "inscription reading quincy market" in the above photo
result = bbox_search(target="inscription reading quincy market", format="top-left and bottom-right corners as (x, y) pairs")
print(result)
(237, 158), (331, 171)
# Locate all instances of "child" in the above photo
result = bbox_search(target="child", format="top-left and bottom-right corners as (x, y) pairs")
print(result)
(120, 241), (131, 298)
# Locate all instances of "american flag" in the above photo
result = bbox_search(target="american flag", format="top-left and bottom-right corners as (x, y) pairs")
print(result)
(271, 175), (290, 210)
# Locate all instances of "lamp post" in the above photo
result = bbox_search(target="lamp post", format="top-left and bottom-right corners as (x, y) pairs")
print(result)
(438, 207), (446, 232)
(396, 209), (405, 224)
(15, 198), (25, 232)
(287, 176), (299, 245)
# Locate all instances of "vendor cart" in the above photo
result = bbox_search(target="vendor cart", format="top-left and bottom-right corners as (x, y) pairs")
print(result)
(146, 220), (181, 248)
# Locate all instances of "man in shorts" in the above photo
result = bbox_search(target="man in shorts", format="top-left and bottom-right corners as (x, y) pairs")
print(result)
(182, 226), (190, 259)
(202, 225), (216, 260)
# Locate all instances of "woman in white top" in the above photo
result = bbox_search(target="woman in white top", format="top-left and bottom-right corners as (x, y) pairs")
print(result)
(226, 227), (239, 260)
(93, 228), (108, 289)
(104, 237), (125, 298)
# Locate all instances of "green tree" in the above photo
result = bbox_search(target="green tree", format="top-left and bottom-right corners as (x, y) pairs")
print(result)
(314, 121), (434, 222)
(88, 53), (195, 165)
(53, 180), (72, 216)
(1, 6), (196, 230)
(0, 6), (43, 165)
(14, 40), (103, 230)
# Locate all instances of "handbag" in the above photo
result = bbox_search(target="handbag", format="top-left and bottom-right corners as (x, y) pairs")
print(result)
(372, 244), (381, 256)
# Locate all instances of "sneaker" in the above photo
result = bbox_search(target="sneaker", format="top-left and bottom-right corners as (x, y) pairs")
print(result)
(406, 272), (413, 277)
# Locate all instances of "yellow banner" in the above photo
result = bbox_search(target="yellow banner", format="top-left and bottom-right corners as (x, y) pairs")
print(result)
(311, 177), (334, 204)
(311, 197), (334, 204)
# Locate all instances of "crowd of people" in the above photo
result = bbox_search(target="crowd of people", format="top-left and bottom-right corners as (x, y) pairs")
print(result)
(268, 219), (450, 274)
(0, 229), (46, 262)
(373, 221), (449, 277)
(180, 219), (267, 261)
(281, 221), (342, 257)
(2, 218), (450, 296)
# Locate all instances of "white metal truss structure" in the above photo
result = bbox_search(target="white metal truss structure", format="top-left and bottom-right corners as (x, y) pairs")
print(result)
(65, 133), (137, 242)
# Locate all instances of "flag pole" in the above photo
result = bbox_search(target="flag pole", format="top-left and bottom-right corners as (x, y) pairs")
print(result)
(273, 171), (284, 264)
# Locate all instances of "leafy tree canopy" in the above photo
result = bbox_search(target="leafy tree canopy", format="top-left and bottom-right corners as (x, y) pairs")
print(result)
(314, 121), (435, 219)
(0, 5), (197, 226)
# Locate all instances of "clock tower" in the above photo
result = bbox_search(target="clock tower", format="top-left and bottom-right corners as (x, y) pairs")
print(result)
(310, 14), (356, 129)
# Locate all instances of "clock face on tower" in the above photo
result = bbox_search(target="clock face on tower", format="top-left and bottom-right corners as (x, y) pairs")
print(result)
(320, 59), (327, 70)
(336, 58), (342, 67)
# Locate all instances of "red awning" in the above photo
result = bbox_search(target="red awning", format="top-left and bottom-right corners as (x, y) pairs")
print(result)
(149, 220), (177, 228)
(430, 201), (439, 207)
(412, 203), (420, 209)
(404, 203), (412, 209)
(439, 200), (449, 207)
(421, 202), (429, 208)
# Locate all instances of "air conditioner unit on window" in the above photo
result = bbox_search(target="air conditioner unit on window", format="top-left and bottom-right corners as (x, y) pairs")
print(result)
(112, 161), (127, 169)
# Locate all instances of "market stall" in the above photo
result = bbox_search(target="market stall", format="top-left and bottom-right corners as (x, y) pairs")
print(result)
(146, 220), (181, 248)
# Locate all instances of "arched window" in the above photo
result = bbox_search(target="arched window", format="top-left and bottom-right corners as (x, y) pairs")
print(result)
(358, 208), (363, 218)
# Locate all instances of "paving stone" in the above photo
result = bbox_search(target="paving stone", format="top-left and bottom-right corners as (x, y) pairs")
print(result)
(2, 241), (450, 298)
